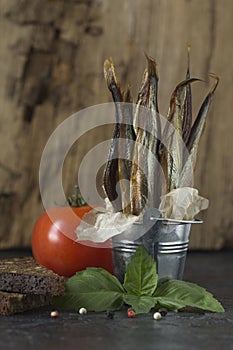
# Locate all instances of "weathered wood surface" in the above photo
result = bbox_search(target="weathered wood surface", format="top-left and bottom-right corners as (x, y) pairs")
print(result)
(0, 0), (232, 249)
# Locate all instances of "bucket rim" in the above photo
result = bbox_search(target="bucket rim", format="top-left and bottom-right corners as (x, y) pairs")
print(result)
(134, 218), (203, 226)
(142, 208), (203, 225)
(151, 217), (203, 225)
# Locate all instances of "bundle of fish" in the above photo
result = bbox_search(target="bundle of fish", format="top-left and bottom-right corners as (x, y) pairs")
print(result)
(103, 51), (218, 216)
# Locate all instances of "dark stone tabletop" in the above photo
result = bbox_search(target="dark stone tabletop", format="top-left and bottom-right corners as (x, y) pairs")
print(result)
(0, 249), (232, 350)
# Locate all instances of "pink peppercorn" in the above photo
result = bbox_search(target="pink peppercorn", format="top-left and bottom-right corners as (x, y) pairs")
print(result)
(127, 308), (135, 318)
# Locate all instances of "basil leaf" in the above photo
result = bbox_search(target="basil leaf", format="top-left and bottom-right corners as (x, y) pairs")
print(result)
(154, 298), (186, 312)
(123, 245), (158, 296)
(54, 268), (124, 312)
(154, 280), (224, 313)
(123, 294), (156, 314)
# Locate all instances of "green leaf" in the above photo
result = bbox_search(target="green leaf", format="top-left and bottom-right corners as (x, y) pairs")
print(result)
(123, 245), (158, 296)
(53, 247), (224, 315)
(54, 267), (124, 312)
(123, 294), (156, 314)
(154, 280), (224, 313)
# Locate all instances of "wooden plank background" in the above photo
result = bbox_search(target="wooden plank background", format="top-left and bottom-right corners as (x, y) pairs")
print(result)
(0, 0), (232, 249)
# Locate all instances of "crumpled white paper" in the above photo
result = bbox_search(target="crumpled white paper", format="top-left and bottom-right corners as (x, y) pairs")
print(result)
(159, 187), (209, 220)
(75, 187), (208, 244)
(75, 198), (141, 243)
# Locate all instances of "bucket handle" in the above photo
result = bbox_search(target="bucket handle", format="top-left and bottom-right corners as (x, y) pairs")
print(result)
(143, 208), (203, 226)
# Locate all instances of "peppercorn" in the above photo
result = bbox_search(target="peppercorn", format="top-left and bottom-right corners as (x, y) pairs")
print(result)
(79, 307), (87, 315)
(153, 312), (162, 320)
(127, 308), (135, 318)
(158, 308), (168, 317)
(106, 310), (114, 319)
(50, 310), (59, 318)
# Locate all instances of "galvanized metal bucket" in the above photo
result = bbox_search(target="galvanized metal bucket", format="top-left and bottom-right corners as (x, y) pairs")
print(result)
(112, 208), (202, 282)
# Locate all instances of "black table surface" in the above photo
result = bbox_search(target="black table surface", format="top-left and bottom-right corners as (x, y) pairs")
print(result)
(0, 249), (232, 350)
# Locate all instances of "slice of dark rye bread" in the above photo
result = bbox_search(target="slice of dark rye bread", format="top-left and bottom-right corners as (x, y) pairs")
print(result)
(0, 291), (52, 316)
(0, 257), (66, 296)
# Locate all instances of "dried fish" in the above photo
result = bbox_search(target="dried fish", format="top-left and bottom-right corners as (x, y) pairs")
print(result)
(179, 74), (219, 187)
(103, 59), (136, 213)
(103, 54), (218, 216)
(146, 56), (162, 207)
(118, 85), (136, 214)
(161, 78), (200, 192)
(130, 70), (148, 215)
(182, 46), (192, 144)
(146, 54), (161, 155)
(103, 59), (123, 211)
(130, 56), (160, 214)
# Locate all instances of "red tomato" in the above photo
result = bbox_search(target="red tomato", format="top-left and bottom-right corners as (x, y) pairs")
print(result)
(32, 206), (114, 277)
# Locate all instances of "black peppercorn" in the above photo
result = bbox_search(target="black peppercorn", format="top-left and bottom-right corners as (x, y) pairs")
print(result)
(106, 310), (114, 319)
(158, 308), (168, 317)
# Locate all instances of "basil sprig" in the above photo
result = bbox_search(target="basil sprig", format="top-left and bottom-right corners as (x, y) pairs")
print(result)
(54, 245), (224, 314)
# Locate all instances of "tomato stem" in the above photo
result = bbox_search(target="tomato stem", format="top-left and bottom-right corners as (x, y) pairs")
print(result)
(67, 185), (87, 207)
